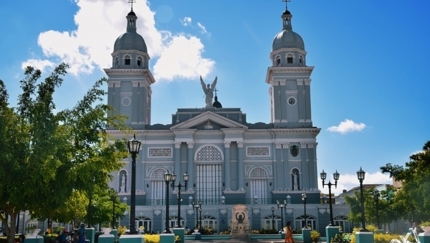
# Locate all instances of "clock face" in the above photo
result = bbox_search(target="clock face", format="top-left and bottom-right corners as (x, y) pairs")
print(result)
(288, 97), (296, 105)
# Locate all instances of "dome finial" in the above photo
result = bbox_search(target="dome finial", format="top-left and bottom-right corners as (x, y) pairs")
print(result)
(128, 0), (136, 12)
(282, 0), (291, 10)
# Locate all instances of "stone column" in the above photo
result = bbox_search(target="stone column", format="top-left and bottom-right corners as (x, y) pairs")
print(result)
(275, 143), (282, 190)
(297, 79), (305, 122)
(300, 143), (307, 190)
(238, 142), (244, 191)
(224, 142), (231, 190)
(187, 142), (194, 191)
(174, 142), (181, 178)
(282, 143), (289, 190)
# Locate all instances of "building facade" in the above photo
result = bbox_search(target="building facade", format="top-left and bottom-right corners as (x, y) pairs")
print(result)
(106, 5), (351, 235)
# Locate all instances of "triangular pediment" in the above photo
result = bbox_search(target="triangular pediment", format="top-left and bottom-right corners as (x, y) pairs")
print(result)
(170, 111), (248, 130)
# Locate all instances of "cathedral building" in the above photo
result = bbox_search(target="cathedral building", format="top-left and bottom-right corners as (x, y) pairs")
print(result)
(106, 4), (351, 235)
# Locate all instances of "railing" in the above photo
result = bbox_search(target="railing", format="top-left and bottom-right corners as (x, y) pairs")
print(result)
(122, 198), (284, 206)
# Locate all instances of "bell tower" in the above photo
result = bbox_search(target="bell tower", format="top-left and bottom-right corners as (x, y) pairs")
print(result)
(265, 5), (314, 128)
(104, 7), (155, 129)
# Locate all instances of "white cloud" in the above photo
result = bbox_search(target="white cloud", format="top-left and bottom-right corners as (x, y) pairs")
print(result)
(153, 35), (215, 81)
(197, 22), (208, 34)
(319, 171), (392, 195)
(181, 17), (192, 26)
(22, 0), (214, 81)
(327, 119), (366, 134)
(21, 59), (55, 73)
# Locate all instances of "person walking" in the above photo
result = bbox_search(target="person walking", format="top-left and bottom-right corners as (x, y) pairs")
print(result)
(78, 224), (86, 243)
(285, 221), (294, 243)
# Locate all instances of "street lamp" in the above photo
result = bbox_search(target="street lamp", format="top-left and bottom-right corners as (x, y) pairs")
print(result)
(320, 170), (340, 226)
(171, 172), (189, 228)
(277, 199), (287, 231)
(192, 200), (202, 230)
(164, 171), (173, 233)
(271, 207), (275, 231)
(373, 189), (380, 229)
(301, 193), (307, 228)
(127, 134), (141, 234)
(357, 167), (367, 231)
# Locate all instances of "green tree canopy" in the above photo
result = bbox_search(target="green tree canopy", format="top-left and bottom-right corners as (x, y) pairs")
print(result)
(0, 64), (129, 243)
(380, 140), (430, 222)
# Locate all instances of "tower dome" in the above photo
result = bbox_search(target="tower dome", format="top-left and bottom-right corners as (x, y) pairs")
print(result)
(114, 10), (148, 53)
(272, 8), (305, 51)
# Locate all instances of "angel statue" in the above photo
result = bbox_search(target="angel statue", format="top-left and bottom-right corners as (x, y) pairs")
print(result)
(200, 75), (217, 108)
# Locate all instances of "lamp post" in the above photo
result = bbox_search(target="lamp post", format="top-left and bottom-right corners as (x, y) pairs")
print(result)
(164, 172), (173, 233)
(357, 167), (367, 231)
(301, 193), (307, 228)
(373, 189), (380, 229)
(277, 199), (287, 231)
(320, 170), (340, 226)
(192, 200), (202, 230)
(171, 172), (189, 227)
(271, 207), (275, 231)
(127, 134), (141, 234)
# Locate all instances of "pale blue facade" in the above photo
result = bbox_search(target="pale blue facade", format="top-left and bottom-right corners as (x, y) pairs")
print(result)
(106, 6), (351, 236)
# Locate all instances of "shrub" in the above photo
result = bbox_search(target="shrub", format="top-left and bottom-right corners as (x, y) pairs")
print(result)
(144, 234), (159, 243)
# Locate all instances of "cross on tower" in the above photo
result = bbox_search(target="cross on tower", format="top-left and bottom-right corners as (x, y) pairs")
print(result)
(128, 0), (136, 11)
(282, 0), (291, 9)
(214, 88), (218, 97)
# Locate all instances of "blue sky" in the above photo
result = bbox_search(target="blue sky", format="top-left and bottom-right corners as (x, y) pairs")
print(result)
(1, 0), (429, 195)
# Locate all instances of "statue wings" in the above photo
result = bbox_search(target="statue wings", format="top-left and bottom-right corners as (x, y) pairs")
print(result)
(200, 75), (207, 92)
(200, 76), (218, 91)
(211, 76), (217, 90)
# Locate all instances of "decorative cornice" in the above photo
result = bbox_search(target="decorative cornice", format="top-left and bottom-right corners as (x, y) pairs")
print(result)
(104, 68), (156, 84)
(269, 66), (314, 74)
(270, 128), (321, 136)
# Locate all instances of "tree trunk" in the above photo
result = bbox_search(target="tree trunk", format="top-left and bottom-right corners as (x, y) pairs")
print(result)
(5, 212), (17, 243)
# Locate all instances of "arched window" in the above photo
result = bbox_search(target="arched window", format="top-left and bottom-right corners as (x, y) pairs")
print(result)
(137, 56), (142, 67)
(150, 168), (167, 205)
(125, 55), (131, 65)
(195, 145), (223, 204)
(299, 55), (303, 65)
(250, 167), (269, 204)
(287, 54), (293, 64)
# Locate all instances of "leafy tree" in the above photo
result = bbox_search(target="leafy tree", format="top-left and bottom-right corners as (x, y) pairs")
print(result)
(344, 186), (398, 230)
(0, 64), (129, 243)
(381, 141), (430, 222)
